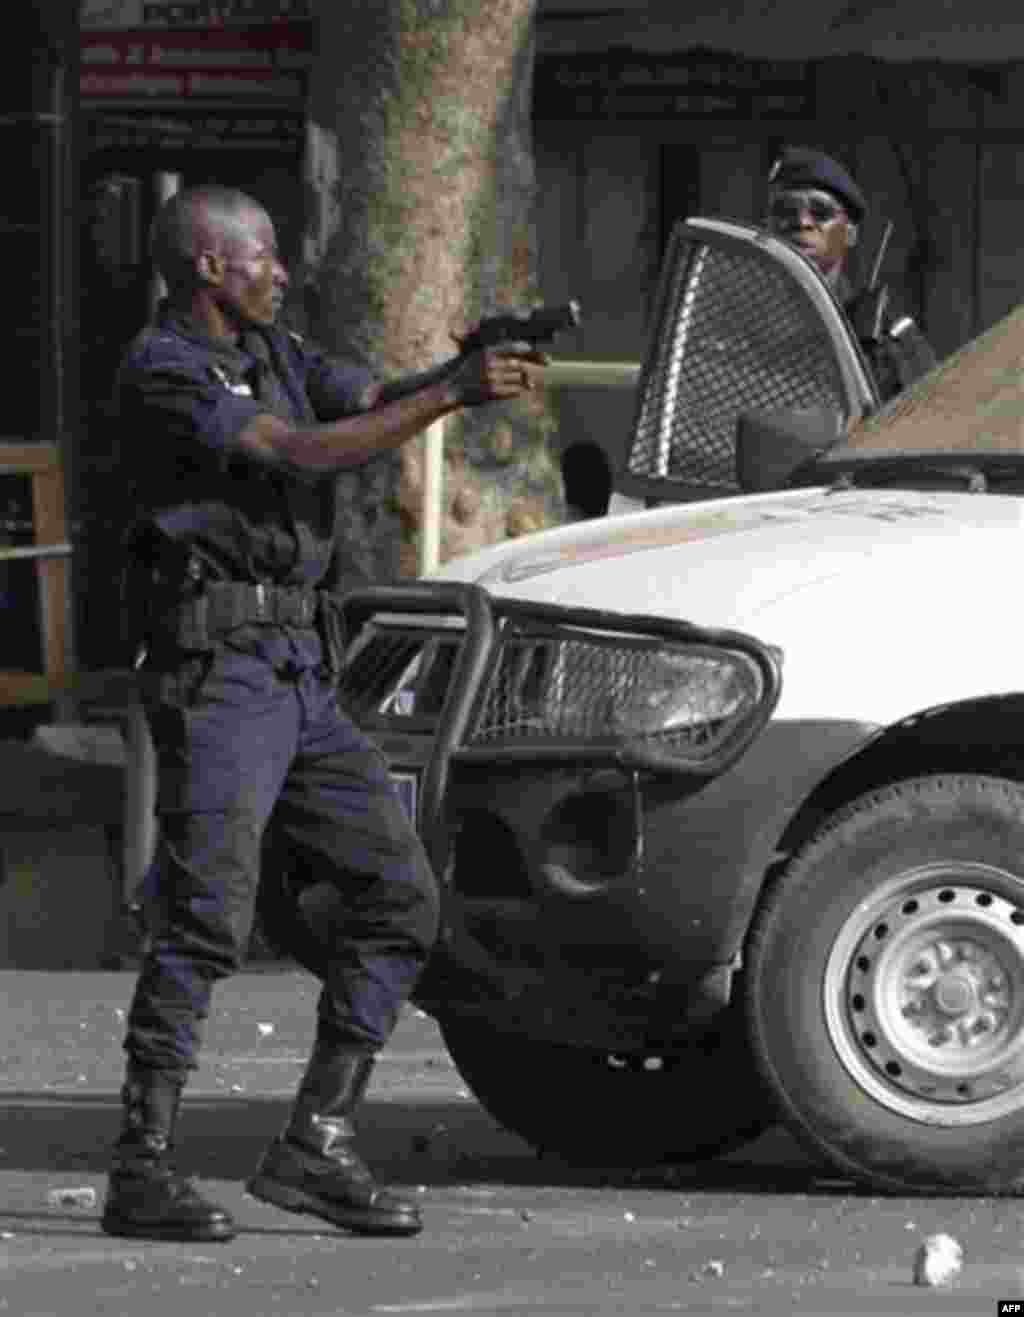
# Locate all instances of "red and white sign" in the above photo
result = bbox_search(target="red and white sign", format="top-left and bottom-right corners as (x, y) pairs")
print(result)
(81, 21), (312, 103)
(82, 0), (312, 28)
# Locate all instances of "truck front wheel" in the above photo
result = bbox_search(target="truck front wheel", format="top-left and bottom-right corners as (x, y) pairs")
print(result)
(745, 775), (1024, 1194)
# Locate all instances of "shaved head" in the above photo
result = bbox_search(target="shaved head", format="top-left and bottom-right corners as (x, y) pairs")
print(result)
(149, 184), (288, 337)
(150, 185), (268, 293)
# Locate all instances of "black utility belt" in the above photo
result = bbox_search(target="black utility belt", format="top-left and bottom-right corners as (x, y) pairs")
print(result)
(201, 580), (327, 631)
(170, 581), (342, 652)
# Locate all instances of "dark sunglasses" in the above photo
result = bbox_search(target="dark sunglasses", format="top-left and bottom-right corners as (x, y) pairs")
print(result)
(767, 191), (847, 228)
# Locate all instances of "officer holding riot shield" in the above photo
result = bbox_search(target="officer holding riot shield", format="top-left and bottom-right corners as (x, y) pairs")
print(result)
(765, 146), (936, 401)
(101, 184), (547, 1245)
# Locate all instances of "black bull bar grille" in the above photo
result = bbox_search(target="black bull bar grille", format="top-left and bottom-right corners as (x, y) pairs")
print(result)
(339, 582), (782, 872)
(618, 218), (876, 501)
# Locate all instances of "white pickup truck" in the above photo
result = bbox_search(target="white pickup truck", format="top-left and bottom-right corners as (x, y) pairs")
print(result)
(332, 218), (1024, 1196)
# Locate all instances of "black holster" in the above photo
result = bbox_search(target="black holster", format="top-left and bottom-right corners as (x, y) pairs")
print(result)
(119, 535), (207, 663)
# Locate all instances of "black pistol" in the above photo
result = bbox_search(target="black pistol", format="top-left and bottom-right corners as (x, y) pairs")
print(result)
(460, 300), (582, 351)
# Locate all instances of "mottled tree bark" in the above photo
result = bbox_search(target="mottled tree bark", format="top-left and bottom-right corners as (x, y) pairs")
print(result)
(304, 0), (562, 585)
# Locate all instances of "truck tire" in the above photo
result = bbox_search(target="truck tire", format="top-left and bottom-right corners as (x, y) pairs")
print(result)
(439, 1007), (772, 1168)
(745, 774), (1024, 1194)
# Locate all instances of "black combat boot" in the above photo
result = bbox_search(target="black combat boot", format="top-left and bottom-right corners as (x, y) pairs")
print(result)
(101, 1063), (237, 1242)
(246, 1045), (422, 1236)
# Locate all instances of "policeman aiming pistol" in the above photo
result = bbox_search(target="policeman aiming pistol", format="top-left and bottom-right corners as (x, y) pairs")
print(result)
(103, 184), (557, 1247)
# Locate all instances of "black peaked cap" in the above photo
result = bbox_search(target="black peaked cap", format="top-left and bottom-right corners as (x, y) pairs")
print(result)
(768, 146), (867, 223)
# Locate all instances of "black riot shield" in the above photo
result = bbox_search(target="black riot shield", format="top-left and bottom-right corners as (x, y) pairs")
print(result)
(614, 218), (879, 504)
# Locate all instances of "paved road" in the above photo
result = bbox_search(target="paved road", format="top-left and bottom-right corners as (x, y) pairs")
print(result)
(1, 969), (1023, 1316)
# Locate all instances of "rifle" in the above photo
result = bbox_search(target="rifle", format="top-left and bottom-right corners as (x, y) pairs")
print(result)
(867, 220), (894, 297)
(459, 301), (582, 352)
(847, 221), (894, 343)
(846, 219), (937, 398)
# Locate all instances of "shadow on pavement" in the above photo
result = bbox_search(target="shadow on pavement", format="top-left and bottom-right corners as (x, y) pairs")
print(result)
(0, 1209), (370, 1241)
(0, 1090), (873, 1198)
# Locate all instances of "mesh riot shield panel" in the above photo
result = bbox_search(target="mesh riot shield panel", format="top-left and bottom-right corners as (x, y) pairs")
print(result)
(616, 218), (878, 503)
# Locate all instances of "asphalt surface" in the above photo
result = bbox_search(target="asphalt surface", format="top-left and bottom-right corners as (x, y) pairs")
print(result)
(2, 969), (1024, 1316)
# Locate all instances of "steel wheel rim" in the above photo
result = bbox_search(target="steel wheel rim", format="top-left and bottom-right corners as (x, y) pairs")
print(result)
(823, 861), (1024, 1125)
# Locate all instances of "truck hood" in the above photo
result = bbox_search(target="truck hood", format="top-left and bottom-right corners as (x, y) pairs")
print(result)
(434, 486), (1020, 628)
(432, 487), (1024, 722)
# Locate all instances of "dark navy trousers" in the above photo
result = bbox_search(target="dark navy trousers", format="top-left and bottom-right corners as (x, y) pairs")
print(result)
(125, 630), (439, 1077)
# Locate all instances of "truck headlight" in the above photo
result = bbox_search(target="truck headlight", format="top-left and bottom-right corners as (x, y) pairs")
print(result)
(613, 648), (765, 737)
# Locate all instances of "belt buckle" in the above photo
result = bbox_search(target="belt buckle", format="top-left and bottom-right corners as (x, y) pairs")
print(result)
(254, 582), (269, 622)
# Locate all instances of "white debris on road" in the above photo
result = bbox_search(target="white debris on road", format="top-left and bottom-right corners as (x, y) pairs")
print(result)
(257, 1022), (275, 1037)
(912, 1233), (963, 1287)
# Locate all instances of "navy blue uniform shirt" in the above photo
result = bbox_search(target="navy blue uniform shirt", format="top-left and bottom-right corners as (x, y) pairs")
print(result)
(117, 306), (379, 588)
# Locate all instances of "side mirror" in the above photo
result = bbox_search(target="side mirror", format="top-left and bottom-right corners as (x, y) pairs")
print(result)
(735, 408), (839, 493)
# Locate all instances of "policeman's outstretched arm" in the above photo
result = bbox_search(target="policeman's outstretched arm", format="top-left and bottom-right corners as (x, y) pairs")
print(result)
(238, 347), (544, 473)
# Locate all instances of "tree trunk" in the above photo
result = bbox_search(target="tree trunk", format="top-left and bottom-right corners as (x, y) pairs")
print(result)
(304, 0), (563, 586)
